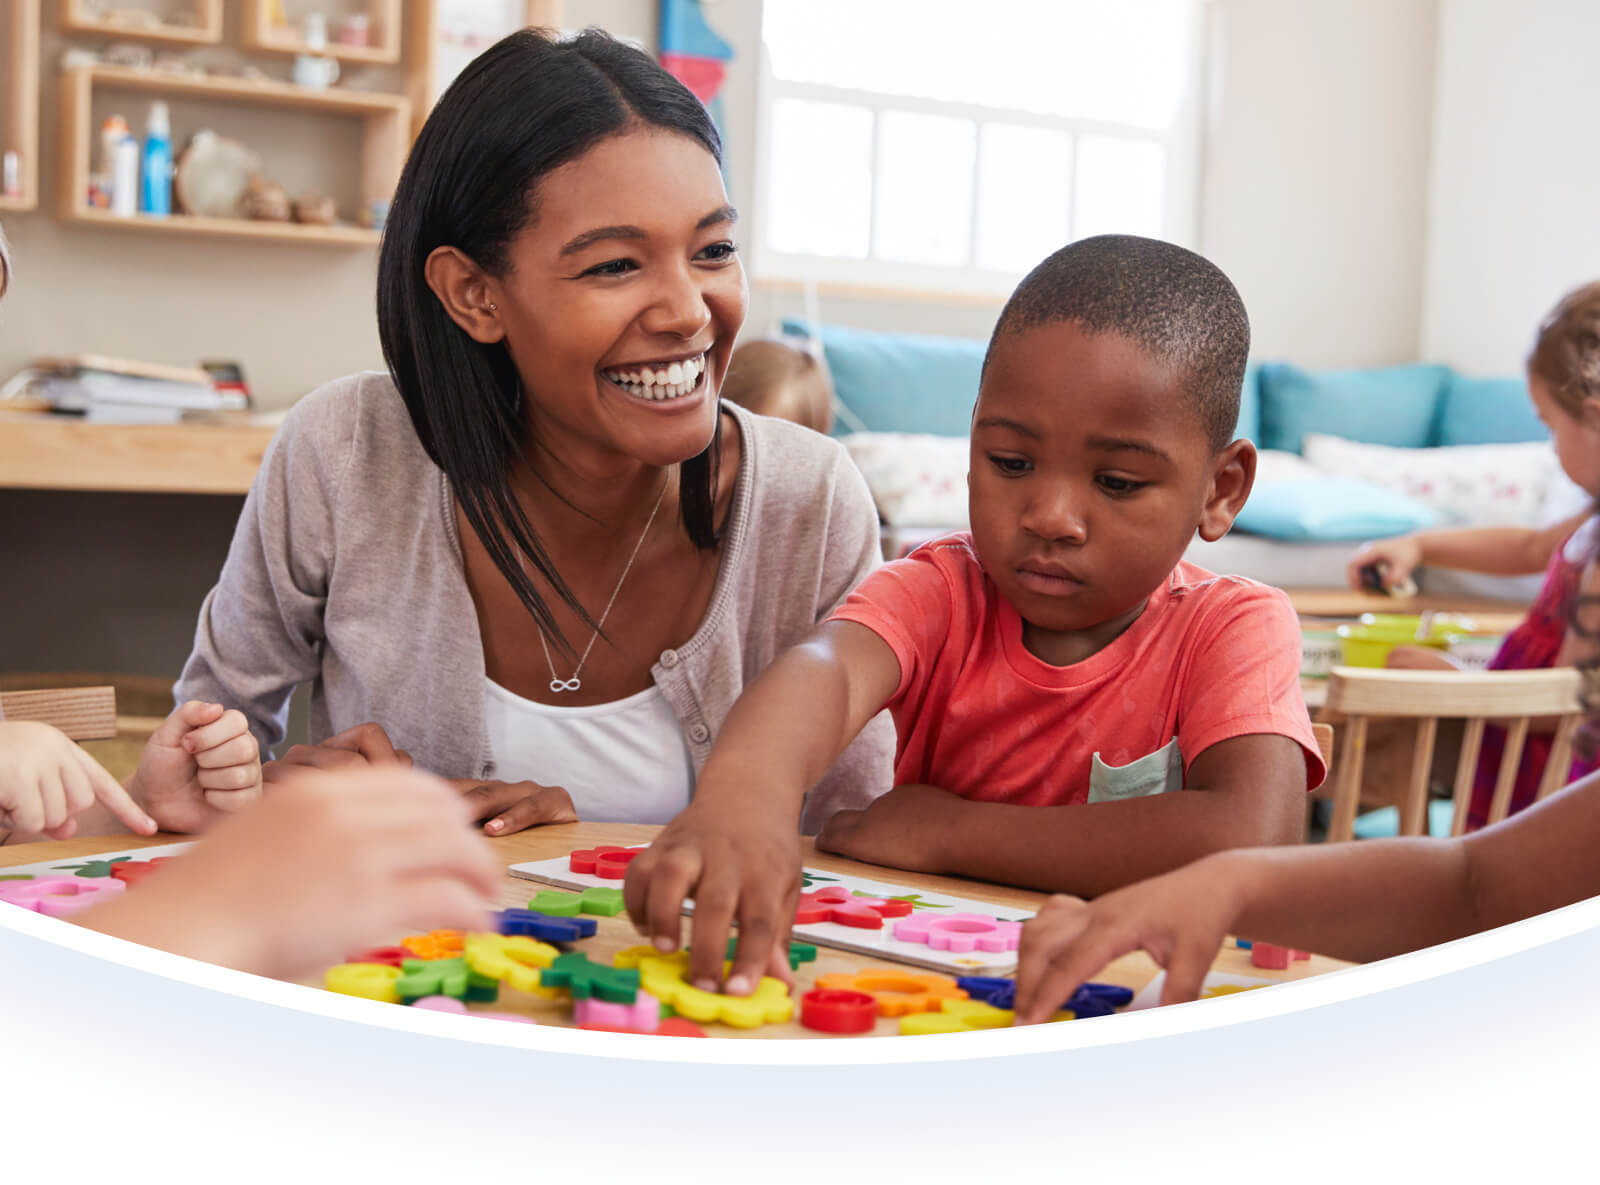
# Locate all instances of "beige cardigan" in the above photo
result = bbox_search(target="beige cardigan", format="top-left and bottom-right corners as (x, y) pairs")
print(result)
(175, 373), (894, 832)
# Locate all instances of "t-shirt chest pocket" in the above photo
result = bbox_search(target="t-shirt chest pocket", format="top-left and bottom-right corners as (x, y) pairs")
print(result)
(1087, 738), (1184, 804)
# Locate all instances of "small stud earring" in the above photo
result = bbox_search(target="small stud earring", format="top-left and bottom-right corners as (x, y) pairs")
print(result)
(488, 303), (497, 312)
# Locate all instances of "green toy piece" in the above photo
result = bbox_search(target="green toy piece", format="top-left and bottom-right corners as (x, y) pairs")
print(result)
(726, 938), (817, 970)
(55, 857), (131, 878)
(538, 952), (640, 1003)
(799, 871), (838, 889)
(0, 875), (33, 881)
(527, 887), (626, 918)
(395, 957), (500, 1004)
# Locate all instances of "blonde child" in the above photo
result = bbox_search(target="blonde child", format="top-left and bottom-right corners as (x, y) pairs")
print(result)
(624, 235), (1326, 995)
(1347, 282), (1600, 829)
(720, 336), (835, 434)
(1013, 549), (1600, 1020)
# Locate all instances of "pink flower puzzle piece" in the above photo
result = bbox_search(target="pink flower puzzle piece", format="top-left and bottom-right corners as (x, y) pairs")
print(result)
(892, 912), (1022, 954)
(0, 875), (126, 918)
(572, 991), (661, 1033)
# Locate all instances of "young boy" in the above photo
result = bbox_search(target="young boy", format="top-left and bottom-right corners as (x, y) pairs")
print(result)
(624, 235), (1326, 995)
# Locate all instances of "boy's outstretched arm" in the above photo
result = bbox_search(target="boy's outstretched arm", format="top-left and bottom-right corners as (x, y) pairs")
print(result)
(1013, 766), (1600, 1022)
(818, 732), (1307, 897)
(623, 621), (901, 996)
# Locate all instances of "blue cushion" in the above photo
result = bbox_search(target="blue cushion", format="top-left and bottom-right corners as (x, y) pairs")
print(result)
(1235, 363), (1261, 445)
(1234, 476), (1439, 541)
(1434, 374), (1545, 446)
(1257, 362), (1450, 453)
(782, 319), (984, 437)
(1350, 800), (1456, 839)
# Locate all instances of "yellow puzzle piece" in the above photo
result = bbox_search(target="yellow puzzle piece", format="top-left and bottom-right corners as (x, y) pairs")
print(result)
(464, 933), (561, 996)
(636, 956), (794, 1029)
(326, 962), (403, 1004)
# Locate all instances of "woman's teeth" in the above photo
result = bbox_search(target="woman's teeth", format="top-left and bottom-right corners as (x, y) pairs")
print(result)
(604, 354), (706, 401)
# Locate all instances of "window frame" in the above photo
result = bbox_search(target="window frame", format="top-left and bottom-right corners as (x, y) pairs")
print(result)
(750, 1), (1210, 299)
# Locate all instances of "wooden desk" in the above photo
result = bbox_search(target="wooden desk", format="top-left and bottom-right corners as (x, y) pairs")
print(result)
(0, 822), (1349, 1039)
(0, 413), (277, 494)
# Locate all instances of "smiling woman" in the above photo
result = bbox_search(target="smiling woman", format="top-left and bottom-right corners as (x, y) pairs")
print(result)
(172, 28), (894, 836)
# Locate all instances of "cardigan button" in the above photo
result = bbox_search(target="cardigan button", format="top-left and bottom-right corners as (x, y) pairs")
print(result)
(661, 649), (680, 668)
(689, 723), (710, 744)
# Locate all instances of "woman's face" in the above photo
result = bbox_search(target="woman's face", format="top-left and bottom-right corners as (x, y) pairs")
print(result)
(493, 127), (747, 469)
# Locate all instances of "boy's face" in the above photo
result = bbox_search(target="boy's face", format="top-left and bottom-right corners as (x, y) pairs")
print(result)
(968, 321), (1253, 646)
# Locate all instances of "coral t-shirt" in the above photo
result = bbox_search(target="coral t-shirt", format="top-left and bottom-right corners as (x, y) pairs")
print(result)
(828, 534), (1325, 806)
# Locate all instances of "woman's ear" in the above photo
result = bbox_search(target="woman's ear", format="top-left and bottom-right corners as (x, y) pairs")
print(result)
(423, 246), (505, 344)
(1197, 439), (1256, 542)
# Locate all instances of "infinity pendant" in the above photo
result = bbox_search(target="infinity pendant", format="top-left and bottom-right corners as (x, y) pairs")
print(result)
(549, 677), (582, 693)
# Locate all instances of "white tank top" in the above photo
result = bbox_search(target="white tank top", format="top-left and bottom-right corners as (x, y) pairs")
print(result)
(481, 678), (695, 824)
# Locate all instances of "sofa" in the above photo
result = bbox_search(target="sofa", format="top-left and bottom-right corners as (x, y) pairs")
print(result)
(783, 318), (1584, 602)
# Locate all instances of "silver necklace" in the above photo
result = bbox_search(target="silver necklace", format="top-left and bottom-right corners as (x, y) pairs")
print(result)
(531, 476), (669, 694)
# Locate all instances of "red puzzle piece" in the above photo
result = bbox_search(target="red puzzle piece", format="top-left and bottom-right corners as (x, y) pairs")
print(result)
(793, 886), (914, 930)
(110, 858), (175, 887)
(347, 945), (411, 968)
(569, 846), (644, 879)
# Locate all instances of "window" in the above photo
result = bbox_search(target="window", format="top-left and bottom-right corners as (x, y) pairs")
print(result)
(754, 0), (1207, 296)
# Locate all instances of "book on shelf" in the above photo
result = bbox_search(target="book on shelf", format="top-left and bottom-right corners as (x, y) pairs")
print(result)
(1, 353), (252, 423)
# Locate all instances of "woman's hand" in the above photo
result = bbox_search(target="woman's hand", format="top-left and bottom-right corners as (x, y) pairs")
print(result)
(450, 779), (578, 834)
(262, 722), (413, 785)
(1013, 854), (1248, 1024)
(623, 798), (801, 997)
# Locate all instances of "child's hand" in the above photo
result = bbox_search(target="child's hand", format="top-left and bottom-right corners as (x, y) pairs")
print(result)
(814, 783), (966, 873)
(1346, 537), (1422, 594)
(1013, 857), (1244, 1024)
(624, 799), (801, 997)
(129, 701), (261, 834)
(75, 768), (500, 979)
(0, 721), (157, 839)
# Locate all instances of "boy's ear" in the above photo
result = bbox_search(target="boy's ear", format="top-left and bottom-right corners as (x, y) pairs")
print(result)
(1197, 439), (1256, 542)
(423, 246), (506, 344)
(1579, 395), (1600, 434)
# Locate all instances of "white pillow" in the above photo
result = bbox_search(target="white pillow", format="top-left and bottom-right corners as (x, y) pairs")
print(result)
(840, 432), (969, 528)
(1301, 433), (1558, 527)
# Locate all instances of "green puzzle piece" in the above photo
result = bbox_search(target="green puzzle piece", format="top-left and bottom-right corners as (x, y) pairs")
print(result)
(538, 952), (640, 1003)
(727, 938), (817, 971)
(0, 875), (33, 881)
(55, 857), (131, 878)
(527, 887), (626, 918)
(395, 957), (500, 1005)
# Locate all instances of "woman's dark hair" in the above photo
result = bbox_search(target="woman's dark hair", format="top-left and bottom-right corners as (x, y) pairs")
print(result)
(377, 27), (725, 658)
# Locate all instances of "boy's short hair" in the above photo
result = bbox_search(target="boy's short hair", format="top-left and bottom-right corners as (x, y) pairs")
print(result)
(988, 234), (1250, 451)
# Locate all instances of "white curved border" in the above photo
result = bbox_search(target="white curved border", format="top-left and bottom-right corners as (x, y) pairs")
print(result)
(4, 889), (1600, 1063)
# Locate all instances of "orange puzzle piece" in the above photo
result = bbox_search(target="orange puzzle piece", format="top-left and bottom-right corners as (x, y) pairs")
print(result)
(815, 968), (969, 1017)
(402, 930), (465, 961)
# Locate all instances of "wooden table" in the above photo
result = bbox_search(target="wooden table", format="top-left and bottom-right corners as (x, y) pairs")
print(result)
(0, 822), (1348, 1039)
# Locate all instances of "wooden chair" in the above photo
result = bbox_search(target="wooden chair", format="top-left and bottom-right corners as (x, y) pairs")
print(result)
(0, 685), (117, 740)
(1320, 666), (1583, 843)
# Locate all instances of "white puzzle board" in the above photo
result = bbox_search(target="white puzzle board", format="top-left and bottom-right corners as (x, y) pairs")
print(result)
(0, 841), (196, 880)
(508, 853), (1032, 975)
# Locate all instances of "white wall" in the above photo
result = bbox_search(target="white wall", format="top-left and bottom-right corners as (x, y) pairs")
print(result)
(1421, 0), (1600, 375)
(1199, 0), (1438, 367)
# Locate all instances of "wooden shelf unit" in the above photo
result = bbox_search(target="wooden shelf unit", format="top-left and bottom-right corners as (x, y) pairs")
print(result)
(1, 0), (41, 211)
(406, 0), (562, 137)
(0, 413), (276, 495)
(240, 0), (402, 65)
(59, 0), (223, 45)
(57, 64), (409, 247)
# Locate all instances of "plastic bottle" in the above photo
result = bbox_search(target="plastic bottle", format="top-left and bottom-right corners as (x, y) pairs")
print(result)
(90, 114), (129, 210)
(111, 134), (140, 217)
(140, 100), (172, 217)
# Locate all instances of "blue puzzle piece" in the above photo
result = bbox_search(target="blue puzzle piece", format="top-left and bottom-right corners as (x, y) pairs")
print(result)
(495, 908), (597, 943)
(1235, 939), (1253, 950)
(956, 976), (1133, 1015)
